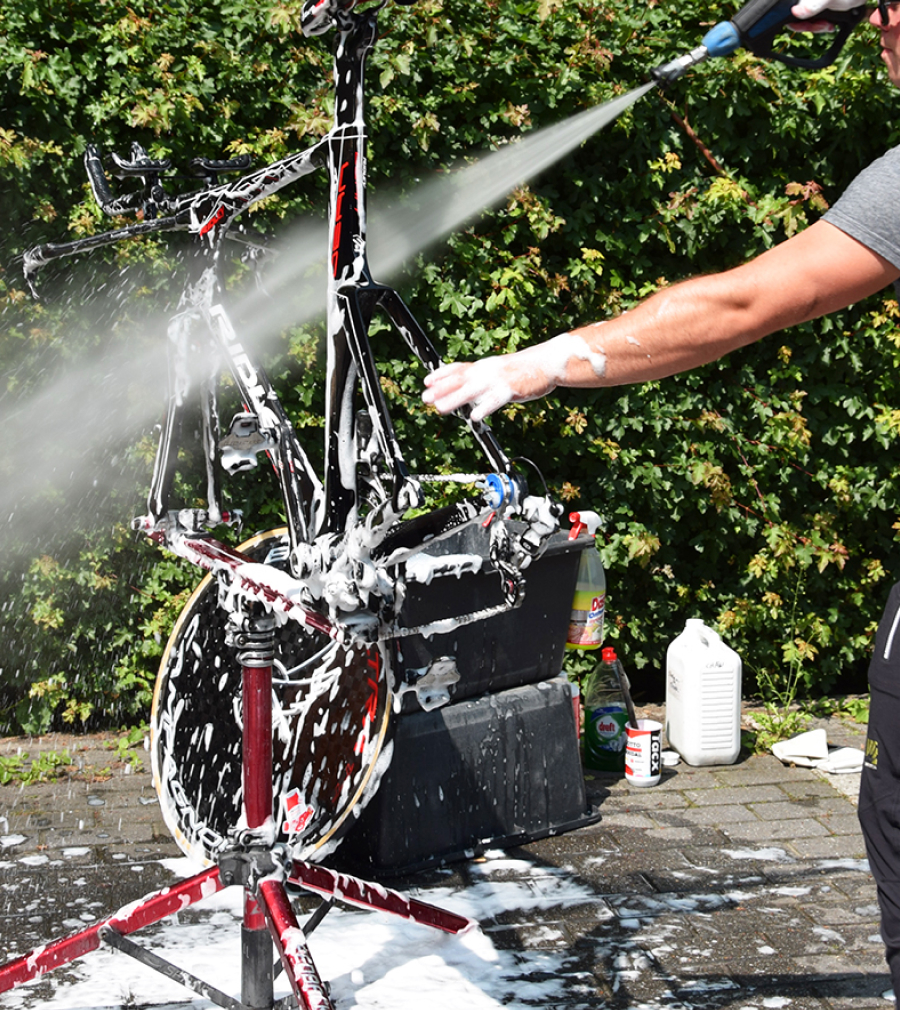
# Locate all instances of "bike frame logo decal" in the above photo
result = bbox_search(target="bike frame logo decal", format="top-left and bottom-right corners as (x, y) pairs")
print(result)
(210, 304), (269, 410)
(282, 788), (316, 834)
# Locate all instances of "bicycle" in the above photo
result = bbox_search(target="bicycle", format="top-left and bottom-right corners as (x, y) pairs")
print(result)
(2, 0), (571, 1006)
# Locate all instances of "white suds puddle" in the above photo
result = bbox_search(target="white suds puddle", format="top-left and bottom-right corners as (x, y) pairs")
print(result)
(0, 847), (878, 1008)
(0, 852), (601, 1009)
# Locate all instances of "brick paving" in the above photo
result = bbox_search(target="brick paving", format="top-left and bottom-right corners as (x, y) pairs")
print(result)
(0, 706), (888, 1008)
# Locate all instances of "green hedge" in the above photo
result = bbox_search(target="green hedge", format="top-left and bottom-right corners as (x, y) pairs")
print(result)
(1, 0), (898, 730)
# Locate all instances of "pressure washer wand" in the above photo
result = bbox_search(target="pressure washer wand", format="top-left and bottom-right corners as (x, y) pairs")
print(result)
(650, 0), (866, 86)
(651, 22), (742, 85)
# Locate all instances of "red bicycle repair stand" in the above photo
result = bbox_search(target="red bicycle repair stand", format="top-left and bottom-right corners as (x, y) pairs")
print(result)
(0, 610), (475, 1010)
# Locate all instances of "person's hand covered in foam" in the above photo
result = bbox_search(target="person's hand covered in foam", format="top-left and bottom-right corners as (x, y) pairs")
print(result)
(422, 331), (608, 422)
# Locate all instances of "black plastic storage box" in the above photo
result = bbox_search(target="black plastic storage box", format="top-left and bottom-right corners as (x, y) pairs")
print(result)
(335, 678), (597, 874)
(396, 526), (590, 711)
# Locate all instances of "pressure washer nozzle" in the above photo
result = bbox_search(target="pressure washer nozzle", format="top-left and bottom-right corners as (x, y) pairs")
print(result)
(650, 44), (710, 86)
(650, 20), (742, 86)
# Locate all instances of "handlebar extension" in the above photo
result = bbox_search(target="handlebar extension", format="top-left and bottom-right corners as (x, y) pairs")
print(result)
(190, 155), (254, 183)
(109, 148), (172, 179)
(84, 143), (166, 218)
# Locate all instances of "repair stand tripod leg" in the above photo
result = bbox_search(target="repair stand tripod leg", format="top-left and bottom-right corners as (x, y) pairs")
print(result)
(0, 867), (227, 993)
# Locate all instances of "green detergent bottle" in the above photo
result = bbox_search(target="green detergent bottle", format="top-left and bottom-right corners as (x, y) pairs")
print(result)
(583, 646), (628, 772)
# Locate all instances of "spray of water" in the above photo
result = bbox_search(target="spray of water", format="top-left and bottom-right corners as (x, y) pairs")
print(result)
(369, 82), (656, 274)
(235, 83), (657, 341)
(0, 339), (166, 544)
(0, 84), (655, 556)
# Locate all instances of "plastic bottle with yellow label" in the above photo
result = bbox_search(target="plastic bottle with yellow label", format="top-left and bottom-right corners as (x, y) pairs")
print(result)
(565, 510), (606, 651)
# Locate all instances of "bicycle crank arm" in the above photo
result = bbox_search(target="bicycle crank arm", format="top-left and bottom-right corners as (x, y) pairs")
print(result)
(180, 536), (340, 639)
(138, 513), (340, 639)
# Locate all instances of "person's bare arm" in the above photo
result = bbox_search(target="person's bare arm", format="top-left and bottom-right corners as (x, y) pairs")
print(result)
(422, 220), (900, 419)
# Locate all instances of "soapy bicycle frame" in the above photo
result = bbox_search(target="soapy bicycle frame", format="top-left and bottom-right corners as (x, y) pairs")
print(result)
(7, 6), (561, 1007)
(23, 2), (559, 649)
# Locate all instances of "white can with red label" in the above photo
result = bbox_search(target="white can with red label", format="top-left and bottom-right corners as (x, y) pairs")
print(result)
(625, 718), (662, 787)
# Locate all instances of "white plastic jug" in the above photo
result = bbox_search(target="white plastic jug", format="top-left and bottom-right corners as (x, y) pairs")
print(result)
(666, 618), (742, 766)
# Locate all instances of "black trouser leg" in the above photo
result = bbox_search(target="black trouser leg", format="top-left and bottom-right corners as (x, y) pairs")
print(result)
(858, 581), (900, 997)
(859, 778), (900, 994)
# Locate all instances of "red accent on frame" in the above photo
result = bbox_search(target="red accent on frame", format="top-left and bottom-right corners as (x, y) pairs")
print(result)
(199, 204), (226, 236)
(331, 160), (349, 277)
(259, 878), (334, 1010)
(0, 868), (224, 993)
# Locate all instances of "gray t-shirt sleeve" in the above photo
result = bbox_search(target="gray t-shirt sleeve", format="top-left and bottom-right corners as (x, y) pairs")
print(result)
(823, 145), (900, 270)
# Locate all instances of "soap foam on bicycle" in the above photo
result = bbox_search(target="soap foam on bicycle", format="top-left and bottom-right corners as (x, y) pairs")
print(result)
(2, 80), (651, 557)
(7, 1), (658, 1002)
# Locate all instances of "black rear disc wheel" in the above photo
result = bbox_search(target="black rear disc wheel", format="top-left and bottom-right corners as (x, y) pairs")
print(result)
(150, 528), (394, 864)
